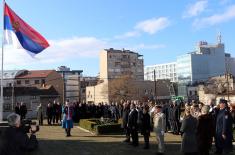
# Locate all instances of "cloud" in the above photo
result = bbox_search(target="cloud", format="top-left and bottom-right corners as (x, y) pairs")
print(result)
(2, 37), (108, 68)
(219, 0), (231, 5)
(134, 17), (170, 35)
(183, 0), (208, 18)
(193, 5), (235, 28)
(114, 31), (140, 39)
(127, 43), (166, 51)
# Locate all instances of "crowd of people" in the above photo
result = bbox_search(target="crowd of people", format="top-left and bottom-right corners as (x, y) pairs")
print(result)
(10, 98), (235, 155)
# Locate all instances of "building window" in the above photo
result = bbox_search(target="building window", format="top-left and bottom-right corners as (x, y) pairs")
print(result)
(4, 96), (10, 100)
(4, 103), (11, 111)
(41, 79), (45, 84)
(31, 96), (37, 99)
(115, 62), (120, 66)
(25, 80), (29, 84)
(17, 80), (21, 85)
(34, 80), (40, 84)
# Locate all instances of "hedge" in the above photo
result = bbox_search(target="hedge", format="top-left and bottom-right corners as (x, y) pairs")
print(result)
(79, 119), (123, 135)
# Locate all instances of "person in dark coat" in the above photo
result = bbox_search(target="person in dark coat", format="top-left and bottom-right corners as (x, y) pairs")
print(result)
(52, 101), (58, 124)
(128, 103), (139, 146)
(172, 101), (180, 134)
(215, 99), (233, 155)
(14, 102), (20, 115)
(197, 105), (214, 155)
(19, 102), (27, 120)
(168, 103), (174, 132)
(141, 104), (151, 149)
(57, 102), (62, 124)
(180, 106), (198, 155)
(0, 113), (38, 155)
(122, 102), (130, 143)
(46, 103), (53, 125)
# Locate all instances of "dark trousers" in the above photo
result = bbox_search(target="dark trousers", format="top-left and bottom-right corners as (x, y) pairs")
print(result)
(39, 115), (43, 125)
(124, 127), (130, 141)
(47, 116), (52, 125)
(130, 128), (138, 146)
(65, 128), (71, 136)
(173, 120), (180, 134)
(143, 133), (149, 147)
(52, 114), (56, 124)
(199, 150), (209, 155)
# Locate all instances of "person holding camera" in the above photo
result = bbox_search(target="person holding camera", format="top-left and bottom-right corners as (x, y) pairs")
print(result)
(0, 113), (38, 155)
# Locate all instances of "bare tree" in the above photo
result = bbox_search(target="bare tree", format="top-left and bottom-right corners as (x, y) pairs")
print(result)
(100, 75), (141, 102)
(204, 78), (227, 98)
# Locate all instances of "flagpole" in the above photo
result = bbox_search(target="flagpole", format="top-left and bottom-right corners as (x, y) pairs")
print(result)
(0, 0), (5, 122)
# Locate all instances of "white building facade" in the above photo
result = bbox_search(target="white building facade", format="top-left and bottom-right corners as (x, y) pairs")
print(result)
(177, 40), (234, 98)
(144, 62), (177, 82)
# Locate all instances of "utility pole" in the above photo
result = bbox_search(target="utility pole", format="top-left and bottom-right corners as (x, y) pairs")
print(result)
(154, 69), (157, 101)
(226, 72), (230, 101)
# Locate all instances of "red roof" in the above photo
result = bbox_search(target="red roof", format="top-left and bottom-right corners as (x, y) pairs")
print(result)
(16, 70), (54, 79)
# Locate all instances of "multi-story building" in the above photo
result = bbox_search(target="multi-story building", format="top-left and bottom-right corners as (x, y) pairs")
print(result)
(87, 48), (145, 103)
(177, 38), (235, 98)
(100, 48), (144, 81)
(86, 48), (173, 103)
(15, 70), (64, 102)
(144, 62), (177, 82)
(0, 70), (63, 119)
(57, 66), (83, 103)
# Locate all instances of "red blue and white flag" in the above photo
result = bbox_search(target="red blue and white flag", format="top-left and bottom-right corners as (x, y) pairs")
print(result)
(4, 3), (49, 57)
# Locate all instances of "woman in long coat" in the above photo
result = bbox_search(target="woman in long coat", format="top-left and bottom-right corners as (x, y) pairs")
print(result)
(197, 106), (214, 155)
(180, 106), (198, 155)
(62, 101), (74, 137)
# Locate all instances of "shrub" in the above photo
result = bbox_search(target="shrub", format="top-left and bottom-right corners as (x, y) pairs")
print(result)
(79, 119), (123, 134)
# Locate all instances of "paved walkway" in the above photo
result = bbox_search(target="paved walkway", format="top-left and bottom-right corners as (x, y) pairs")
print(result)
(30, 124), (182, 155)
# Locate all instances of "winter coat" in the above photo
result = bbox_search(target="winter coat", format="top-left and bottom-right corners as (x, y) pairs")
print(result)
(197, 114), (214, 151)
(180, 114), (198, 153)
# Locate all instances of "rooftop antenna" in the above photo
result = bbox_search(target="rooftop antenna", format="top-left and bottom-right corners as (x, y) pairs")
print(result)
(217, 31), (222, 44)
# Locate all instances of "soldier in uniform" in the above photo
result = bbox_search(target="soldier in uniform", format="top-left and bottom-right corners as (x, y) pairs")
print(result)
(215, 99), (233, 154)
(153, 105), (166, 155)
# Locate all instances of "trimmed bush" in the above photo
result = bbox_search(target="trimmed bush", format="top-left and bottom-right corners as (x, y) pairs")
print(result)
(79, 119), (123, 135)
(96, 124), (122, 134)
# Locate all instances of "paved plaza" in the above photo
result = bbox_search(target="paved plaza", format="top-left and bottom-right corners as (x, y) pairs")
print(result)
(30, 124), (182, 155)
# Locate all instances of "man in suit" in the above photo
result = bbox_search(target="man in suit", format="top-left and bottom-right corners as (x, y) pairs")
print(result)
(128, 103), (139, 146)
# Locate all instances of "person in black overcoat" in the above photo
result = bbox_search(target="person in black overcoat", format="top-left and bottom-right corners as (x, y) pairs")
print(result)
(46, 102), (53, 125)
(197, 105), (214, 155)
(14, 102), (20, 115)
(122, 102), (130, 142)
(141, 104), (151, 149)
(128, 103), (139, 146)
(215, 99), (233, 155)
(20, 102), (27, 120)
